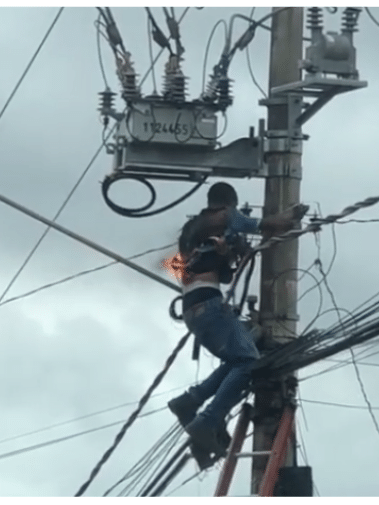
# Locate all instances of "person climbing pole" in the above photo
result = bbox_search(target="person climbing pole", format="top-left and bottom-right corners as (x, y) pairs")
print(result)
(168, 182), (307, 462)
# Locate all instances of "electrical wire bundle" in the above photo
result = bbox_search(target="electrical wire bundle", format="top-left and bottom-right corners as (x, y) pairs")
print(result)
(116, 294), (379, 497)
(103, 423), (186, 497)
(253, 296), (379, 379)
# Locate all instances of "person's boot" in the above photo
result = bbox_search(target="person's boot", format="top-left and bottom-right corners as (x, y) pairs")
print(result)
(217, 422), (232, 451)
(190, 442), (215, 471)
(168, 392), (201, 427)
(190, 425), (231, 471)
(185, 416), (226, 457)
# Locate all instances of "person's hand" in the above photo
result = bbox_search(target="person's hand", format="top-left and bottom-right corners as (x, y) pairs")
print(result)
(261, 203), (309, 233)
(282, 203), (309, 221)
(277, 203), (309, 228)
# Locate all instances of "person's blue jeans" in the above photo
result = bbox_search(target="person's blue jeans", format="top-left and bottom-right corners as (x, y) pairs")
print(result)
(183, 296), (260, 429)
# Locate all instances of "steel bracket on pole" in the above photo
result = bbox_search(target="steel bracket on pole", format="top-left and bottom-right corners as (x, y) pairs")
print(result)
(258, 95), (307, 178)
(109, 129), (268, 181)
(260, 311), (300, 323)
(270, 74), (367, 127)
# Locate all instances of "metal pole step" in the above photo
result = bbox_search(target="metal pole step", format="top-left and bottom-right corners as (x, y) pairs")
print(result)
(235, 451), (271, 458)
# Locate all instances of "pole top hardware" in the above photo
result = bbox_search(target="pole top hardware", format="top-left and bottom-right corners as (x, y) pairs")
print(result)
(259, 95), (306, 163)
(267, 7), (367, 127)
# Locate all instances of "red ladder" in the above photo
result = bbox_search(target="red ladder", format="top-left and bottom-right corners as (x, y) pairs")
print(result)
(214, 402), (295, 497)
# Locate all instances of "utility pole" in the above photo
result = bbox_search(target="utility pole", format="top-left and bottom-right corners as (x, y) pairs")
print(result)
(252, 7), (304, 496)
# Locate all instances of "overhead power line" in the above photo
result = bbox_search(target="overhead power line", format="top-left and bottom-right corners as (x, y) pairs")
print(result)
(316, 259), (379, 436)
(0, 9), (197, 300)
(74, 330), (191, 496)
(0, 242), (176, 308)
(0, 128), (116, 305)
(0, 407), (166, 462)
(0, 7), (64, 122)
(95, 14), (109, 88)
(336, 219), (379, 224)
(106, 424), (185, 497)
(76, 277), (379, 496)
(0, 192), (181, 294)
(326, 357), (379, 368)
(301, 398), (379, 410)
(253, 196), (379, 255)
(365, 7), (379, 27)
(0, 382), (194, 448)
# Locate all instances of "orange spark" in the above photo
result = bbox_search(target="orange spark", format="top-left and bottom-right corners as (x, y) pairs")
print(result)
(161, 252), (195, 284)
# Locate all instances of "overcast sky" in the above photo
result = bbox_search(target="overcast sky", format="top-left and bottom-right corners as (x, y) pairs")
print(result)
(1, 4), (379, 498)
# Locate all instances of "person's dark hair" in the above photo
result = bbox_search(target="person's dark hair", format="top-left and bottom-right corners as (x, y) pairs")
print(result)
(207, 182), (238, 208)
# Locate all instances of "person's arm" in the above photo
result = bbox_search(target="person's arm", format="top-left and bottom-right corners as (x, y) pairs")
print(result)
(259, 204), (309, 233)
(227, 207), (261, 234)
(227, 204), (309, 236)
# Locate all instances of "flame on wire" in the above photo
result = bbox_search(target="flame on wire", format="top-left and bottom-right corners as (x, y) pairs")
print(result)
(161, 253), (186, 281)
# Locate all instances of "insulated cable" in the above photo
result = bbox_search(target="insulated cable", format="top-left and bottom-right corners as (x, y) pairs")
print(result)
(95, 15), (109, 88)
(252, 196), (379, 255)
(246, 40), (267, 98)
(149, 453), (191, 496)
(106, 423), (184, 497)
(164, 469), (204, 497)
(0, 128), (115, 305)
(162, 7), (184, 57)
(301, 398), (379, 410)
(96, 7), (127, 58)
(118, 430), (185, 496)
(140, 7), (190, 89)
(266, 266), (324, 339)
(365, 7), (379, 27)
(0, 381), (194, 448)
(301, 343), (379, 382)
(321, 344), (379, 376)
(251, 293), (379, 380)
(101, 174), (207, 218)
(226, 7), (291, 62)
(145, 7), (173, 56)
(103, 423), (181, 496)
(316, 260), (379, 435)
(147, 16), (158, 94)
(337, 218), (379, 224)
(201, 19), (228, 95)
(0, 242), (176, 308)
(74, 330), (192, 496)
(324, 223), (337, 278)
(138, 439), (190, 496)
(237, 252), (257, 314)
(0, 407), (166, 463)
(0, 191), (181, 294)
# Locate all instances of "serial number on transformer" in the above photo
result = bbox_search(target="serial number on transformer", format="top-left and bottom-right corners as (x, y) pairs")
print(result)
(143, 122), (191, 136)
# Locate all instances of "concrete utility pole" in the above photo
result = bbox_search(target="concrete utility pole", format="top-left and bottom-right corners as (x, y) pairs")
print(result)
(252, 7), (304, 495)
